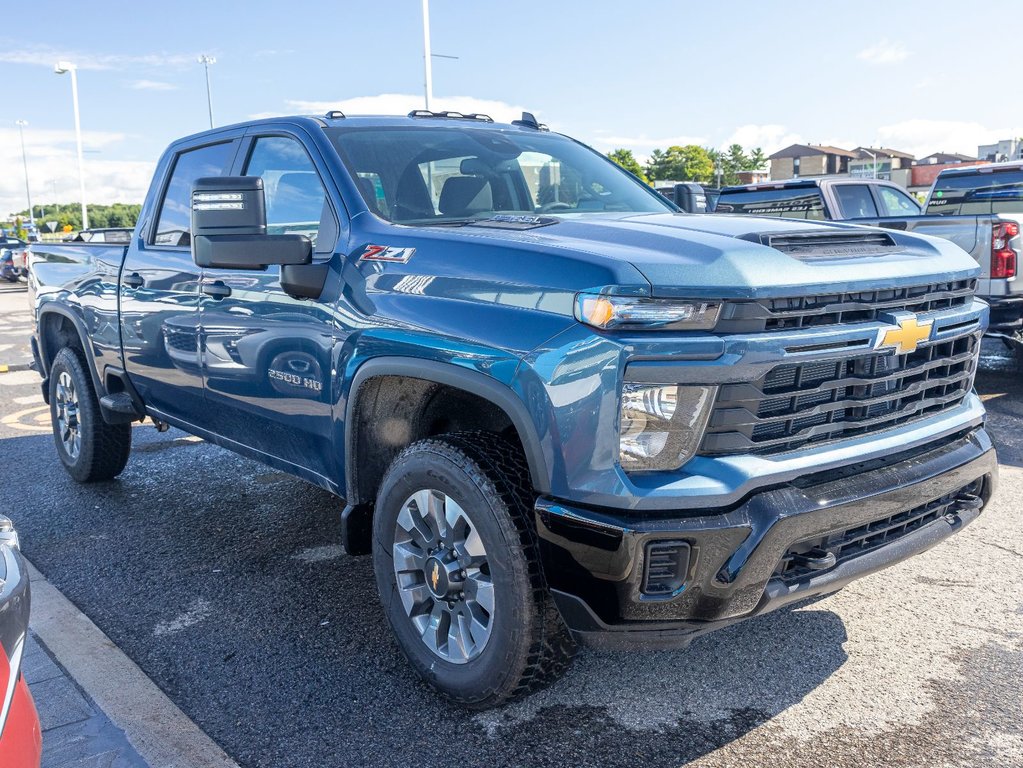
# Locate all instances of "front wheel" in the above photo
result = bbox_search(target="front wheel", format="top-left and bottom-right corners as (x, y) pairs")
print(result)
(372, 432), (575, 708)
(48, 347), (132, 482)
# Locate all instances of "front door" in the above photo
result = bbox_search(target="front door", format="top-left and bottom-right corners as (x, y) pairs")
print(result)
(198, 131), (343, 484)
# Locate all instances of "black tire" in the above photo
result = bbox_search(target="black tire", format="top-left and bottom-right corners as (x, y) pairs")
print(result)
(373, 431), (575, 709)
(48, 347), (132, 482)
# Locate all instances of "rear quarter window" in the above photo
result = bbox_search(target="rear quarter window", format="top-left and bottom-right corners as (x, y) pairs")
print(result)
(927, 169), (1023, 216)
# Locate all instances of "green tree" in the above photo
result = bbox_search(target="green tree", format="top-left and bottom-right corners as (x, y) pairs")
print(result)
(606, 148), (648, 183)
(7, 203), (142, 233)
(646, 145), (715, 183)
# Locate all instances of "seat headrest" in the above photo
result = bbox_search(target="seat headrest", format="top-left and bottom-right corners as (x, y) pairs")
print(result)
(438, 176), (492, 215)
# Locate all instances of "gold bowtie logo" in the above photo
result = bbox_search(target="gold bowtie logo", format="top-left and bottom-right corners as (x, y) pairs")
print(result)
(431, 563), (440, 591)
(876, 316), (933, 355)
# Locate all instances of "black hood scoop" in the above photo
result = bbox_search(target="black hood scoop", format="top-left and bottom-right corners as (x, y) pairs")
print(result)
(738, 229), (900, 258)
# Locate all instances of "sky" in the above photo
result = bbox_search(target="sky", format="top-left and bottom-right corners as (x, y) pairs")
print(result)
(2, 0), (1022, 218)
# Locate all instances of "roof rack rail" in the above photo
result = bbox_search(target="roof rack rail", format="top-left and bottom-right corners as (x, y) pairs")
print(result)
(407, 109), (494, 123)
(324, 109), (346, 119)
(511, 111), (548, 131)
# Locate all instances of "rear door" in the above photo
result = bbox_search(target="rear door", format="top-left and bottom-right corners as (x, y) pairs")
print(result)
(831, 183), (880, 219)
(120, 138), (240, 419)
(197, 128), (345, 483)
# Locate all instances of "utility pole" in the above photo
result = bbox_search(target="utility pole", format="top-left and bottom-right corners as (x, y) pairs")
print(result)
(199, 55), (216, 129)
(54, 61), (88, 230)
(15, 120), (34, 227)
(421, 0), (433, 110)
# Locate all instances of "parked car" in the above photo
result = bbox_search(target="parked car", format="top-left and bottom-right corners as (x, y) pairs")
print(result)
(717, 169), (1023, 362)
(29, 111), (995, 708)
(0, 516), (41, 767)
(0, 237), (28, 282)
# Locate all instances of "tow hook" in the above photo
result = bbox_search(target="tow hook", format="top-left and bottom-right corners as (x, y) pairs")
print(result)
(948, 492), (983, 521)
(152, 418), (169, 433)
(790, 548), (837, 571)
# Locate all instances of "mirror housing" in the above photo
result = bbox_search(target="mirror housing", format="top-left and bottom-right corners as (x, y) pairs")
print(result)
(190, 176), (312, 270)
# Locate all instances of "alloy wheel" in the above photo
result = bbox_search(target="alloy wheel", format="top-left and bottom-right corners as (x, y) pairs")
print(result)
(54, 370), (81, 460)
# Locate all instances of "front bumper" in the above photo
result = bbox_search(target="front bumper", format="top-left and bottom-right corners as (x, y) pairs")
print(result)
(536, 427), (997, 649)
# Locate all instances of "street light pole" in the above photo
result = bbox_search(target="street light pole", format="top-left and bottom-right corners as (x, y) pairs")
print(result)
(15, 120), (34, 228)
(421, 0), (433, 110)
(861, 147), (878, 179)
(54, 61), (89, 230)
(198, 55), (216, 129)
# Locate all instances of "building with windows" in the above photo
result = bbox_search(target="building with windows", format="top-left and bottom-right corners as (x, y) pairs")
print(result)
(768, 144), (857, 180)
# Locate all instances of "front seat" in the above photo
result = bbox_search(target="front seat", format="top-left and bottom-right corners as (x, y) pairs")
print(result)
(438, 176), (493, 217)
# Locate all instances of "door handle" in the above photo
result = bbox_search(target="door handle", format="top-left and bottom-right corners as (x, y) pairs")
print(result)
(201, 280), (232, 299)
(123, 272), (144, 289)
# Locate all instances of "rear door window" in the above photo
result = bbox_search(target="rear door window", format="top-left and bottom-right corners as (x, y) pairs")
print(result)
(927, 169), (1023, 215)
(714, 187), (826, 220)
(877, 186), (921, 217)
(833, 184), (879, 218)
(153, 142), (236, 246)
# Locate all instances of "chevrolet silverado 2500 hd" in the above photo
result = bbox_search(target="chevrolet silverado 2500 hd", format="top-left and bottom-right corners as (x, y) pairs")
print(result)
(29, 111), (996, 708)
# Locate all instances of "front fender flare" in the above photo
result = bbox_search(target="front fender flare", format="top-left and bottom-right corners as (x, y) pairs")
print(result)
(344, 357), (551, 501)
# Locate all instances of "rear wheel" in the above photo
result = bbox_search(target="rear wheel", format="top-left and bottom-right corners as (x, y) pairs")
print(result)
(372, 432), (575, 708)
(48, 347), (131, 482)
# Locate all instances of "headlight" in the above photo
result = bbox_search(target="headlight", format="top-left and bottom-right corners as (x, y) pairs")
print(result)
(576, 294), (720, 331)
(619, 384), (716, 472)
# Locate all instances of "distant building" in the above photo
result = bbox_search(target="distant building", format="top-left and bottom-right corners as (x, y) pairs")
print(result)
(978, 139), (1023, 162)
(735, 168), (769, 185)
(909, 159), (989, 195)
(915, 152), (977, 166)
(768, 144), (857, 180)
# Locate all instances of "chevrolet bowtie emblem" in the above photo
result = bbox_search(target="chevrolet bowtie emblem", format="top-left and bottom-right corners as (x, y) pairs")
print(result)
(431, 563), (440, 591)
(876, 315), (933, 355)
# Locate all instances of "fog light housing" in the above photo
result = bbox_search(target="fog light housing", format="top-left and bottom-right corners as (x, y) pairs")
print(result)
(619, 384), (715, 472)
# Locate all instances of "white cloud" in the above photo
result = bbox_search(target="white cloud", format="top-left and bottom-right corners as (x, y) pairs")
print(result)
(876, 119), (1022, 158)
(721, 124), (804, 154)
(856, 39), (910, 65)
(0, 127), (154, 219)
(129, 79), (178, 91)
(0, 43), (201, 70)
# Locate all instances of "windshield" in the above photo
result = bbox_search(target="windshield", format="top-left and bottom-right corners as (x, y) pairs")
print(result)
(715, 186), (826, 220)
(326, 125), (673, 224)
(927, 169), (1023, 216)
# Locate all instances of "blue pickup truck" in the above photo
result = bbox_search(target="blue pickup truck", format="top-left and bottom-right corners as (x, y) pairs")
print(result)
(28, 111), (996, 708)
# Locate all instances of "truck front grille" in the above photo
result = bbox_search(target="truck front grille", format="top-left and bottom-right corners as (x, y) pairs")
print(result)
(700, 333), (979, 456)
(717, 279), (976, 333)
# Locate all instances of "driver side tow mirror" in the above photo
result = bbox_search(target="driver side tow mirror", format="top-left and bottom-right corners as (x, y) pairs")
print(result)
(190, 176), (325, 299)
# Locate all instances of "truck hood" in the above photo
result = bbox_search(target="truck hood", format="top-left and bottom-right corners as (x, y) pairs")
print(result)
(442, 213), (980, 298)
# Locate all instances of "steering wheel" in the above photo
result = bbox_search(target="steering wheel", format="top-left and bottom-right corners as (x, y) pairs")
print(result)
(539, 202), (574, 213)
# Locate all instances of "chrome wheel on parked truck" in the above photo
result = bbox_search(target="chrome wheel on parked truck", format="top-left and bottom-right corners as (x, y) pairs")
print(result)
(373, 432), (575, 708)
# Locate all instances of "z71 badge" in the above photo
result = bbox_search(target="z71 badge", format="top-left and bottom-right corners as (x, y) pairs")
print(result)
(359, 244), (416, 263)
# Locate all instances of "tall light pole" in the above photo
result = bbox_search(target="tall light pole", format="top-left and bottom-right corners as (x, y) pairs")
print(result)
(15, 120), (34, 228)
(54, 61), (88, 230)
(421, 0), (433, 110)
(861, 147), (878, 179)
(198, 55), (216, 129)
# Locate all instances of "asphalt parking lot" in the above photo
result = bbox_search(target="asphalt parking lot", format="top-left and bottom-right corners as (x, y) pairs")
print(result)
(0, 282), (1020, 768)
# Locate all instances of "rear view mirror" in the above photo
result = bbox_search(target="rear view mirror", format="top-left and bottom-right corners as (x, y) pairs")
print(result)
(191, 176), (311, 270)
